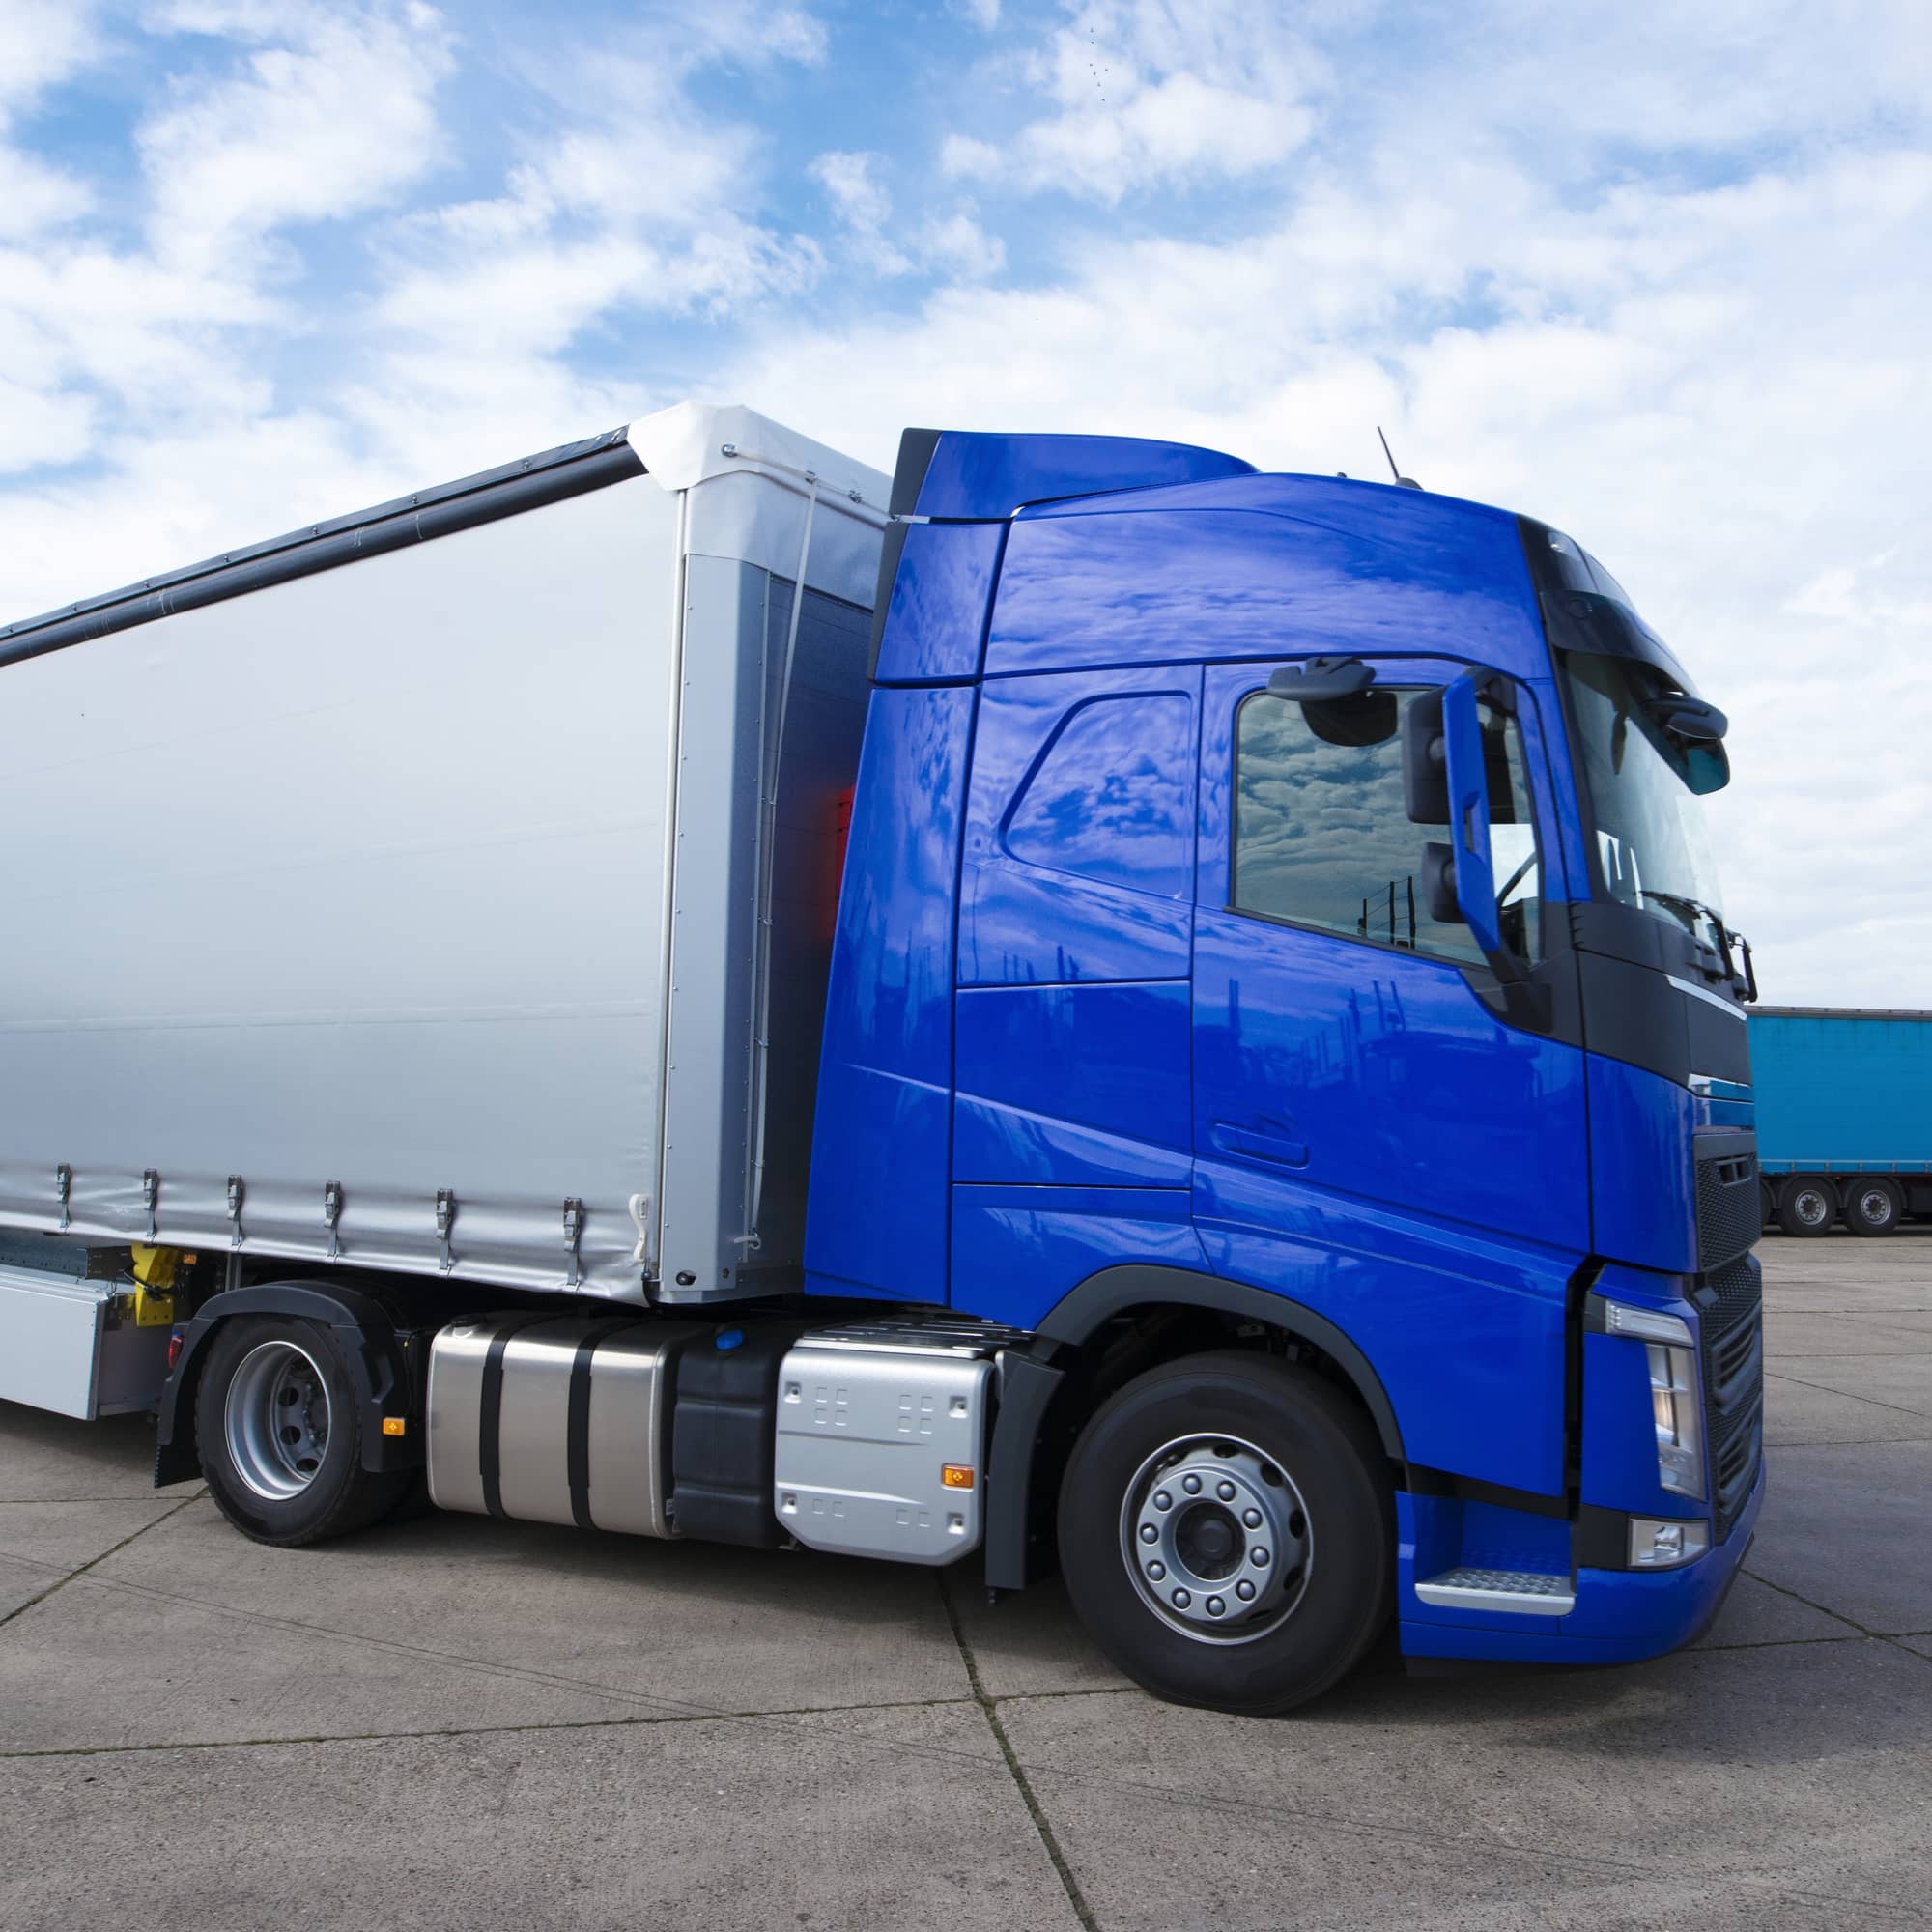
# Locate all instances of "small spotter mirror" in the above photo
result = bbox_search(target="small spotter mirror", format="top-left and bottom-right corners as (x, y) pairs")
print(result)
(1269, 657), (1397, 747)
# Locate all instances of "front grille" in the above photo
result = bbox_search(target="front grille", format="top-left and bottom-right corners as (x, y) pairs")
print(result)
(1696, 1148), (1761, 1270)
(1695, 1254), (1764, 1542)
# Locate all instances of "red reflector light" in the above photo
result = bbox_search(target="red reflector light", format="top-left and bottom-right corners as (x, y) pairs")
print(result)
(166, 1329), (185, 1373)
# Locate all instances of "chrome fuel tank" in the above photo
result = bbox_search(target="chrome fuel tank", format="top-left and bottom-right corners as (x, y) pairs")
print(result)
(426, 1314), (706, 1536)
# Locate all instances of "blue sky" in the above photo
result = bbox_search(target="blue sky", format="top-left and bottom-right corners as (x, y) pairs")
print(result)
(3, 0), (1929, 1002)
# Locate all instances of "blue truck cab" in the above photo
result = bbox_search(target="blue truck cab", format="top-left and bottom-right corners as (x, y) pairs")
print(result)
(807, 427), (1767, 1706)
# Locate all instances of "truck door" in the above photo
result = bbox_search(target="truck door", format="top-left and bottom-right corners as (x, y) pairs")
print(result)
(1189, 657), (1589, 1495)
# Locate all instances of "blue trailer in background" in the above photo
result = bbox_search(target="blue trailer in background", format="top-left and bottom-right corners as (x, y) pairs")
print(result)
(1750, 1008), (1932, 1236)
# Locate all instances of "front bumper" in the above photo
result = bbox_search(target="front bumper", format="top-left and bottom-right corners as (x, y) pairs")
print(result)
(1398, 1454), (1767, 1664)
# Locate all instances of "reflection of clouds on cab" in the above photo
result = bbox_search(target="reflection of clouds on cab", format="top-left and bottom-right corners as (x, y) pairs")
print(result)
(1006, 693), (1194, 898)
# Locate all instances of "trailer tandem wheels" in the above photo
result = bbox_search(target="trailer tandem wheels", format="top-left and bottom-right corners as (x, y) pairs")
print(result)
(0, 403), (1766, 1713)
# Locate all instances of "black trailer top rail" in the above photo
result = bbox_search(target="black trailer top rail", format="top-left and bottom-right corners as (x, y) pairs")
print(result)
(0, 428), (644, 669)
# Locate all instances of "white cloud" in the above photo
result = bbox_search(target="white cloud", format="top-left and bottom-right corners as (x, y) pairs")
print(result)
(810, 152), (1005, 281)
(812, 150), (893, 233)
(0, 0), (100, 108)
(942, 0), (1324, 201)
(921, 208), (1004, 280)
(137, 2), (454, 270)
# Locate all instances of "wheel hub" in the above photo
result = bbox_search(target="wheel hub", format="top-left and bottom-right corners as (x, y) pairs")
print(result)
(1122, 1435), (1310, 1643)
(224, 1339), (332, 1502)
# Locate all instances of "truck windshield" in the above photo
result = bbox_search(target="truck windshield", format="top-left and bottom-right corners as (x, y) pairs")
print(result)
(1563, 651), (1727, 943)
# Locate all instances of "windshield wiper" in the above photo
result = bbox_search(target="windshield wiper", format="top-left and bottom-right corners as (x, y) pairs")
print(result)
(1638, 888), (1714, 929)
(1642, 891), (1758, 1004)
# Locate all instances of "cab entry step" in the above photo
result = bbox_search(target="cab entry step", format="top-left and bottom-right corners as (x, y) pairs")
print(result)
(1414, 1566), (1577, 1616)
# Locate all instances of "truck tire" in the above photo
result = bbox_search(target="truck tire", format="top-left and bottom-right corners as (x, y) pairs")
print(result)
(1776, 1177), (1837, 1237)
(1842, 1178), (1903, 1237)
(1057, 1350), (1392, 1715)
(196, 1314), (409, 1547)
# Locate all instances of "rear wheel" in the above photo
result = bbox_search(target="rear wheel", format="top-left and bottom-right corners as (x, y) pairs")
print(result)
(1776, 1177), (1837, 1237)
(1057, 1351), (1392, 1715)
(196, 1314), (408, 1546)
(1843, 1178), (1902, 1238)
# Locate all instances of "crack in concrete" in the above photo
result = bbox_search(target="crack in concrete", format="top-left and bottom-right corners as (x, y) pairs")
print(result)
(1763, 1367), (1932, 1421)
(988, 1707), (1924, 1921)
(0, 1492), (204, 1633)
(1741, 1567), (1932, 1662)
(938, 1574), (1101, 1932)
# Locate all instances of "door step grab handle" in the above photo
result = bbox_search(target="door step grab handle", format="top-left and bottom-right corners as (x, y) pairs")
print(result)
(1210, 1122), (1310, 1168)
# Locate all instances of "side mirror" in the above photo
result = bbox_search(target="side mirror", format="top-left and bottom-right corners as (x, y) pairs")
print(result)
(1402, 688), (1448, 824)
(1440, 674), (1502, 958)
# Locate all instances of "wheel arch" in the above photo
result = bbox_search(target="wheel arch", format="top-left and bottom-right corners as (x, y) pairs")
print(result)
(155, 1280), (423, 1487)
(983, 1264), (1405, 1593)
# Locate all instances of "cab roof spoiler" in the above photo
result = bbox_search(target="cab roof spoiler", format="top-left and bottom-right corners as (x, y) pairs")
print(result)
(890, 427), (1255, 522)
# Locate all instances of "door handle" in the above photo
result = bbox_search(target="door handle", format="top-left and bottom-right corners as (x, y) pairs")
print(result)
(1210, 1122), (1310, 1168)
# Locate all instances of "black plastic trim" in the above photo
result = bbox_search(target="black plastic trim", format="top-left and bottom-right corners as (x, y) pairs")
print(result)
(983, 1350), (1065, 1592)
(3, 432), (644, 668)
(1034, 1264), (1406, 1463)
(153, 1279), (422, 1486)
(477, 1315), (550, 1518)
(1574, 1503), (1634, 1569)
(566, 1319), (635, 1531)
(889, 428), (943, 518)
(1405, 1467), (1570, 1518)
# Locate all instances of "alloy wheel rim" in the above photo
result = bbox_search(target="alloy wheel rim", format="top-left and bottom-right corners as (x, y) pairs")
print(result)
(224, 1340), (332, 1501)
(1120, 1433), (1311, 1645)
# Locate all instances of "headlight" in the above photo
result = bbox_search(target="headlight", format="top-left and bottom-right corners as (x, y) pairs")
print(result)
(1605, 1300), (1707, 1503)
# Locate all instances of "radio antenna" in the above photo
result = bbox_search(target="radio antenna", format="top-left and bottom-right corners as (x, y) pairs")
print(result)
(1377, 426), (1422, 490)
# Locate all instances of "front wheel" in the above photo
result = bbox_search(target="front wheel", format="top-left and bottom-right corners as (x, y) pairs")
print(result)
(196, 1314), (409, 1546)
(1057, 1351), (1393, 1715)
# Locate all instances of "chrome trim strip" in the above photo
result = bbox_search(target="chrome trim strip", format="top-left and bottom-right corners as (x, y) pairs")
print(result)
(1689, 1073), (1754, 1101)
(1668, 974), (1746, 1018)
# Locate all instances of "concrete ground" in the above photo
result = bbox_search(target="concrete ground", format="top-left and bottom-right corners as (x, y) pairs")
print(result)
(2, 1236), (1927, 1932)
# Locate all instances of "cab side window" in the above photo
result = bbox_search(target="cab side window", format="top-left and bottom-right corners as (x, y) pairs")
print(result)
(1232, 685), (1539, 966)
